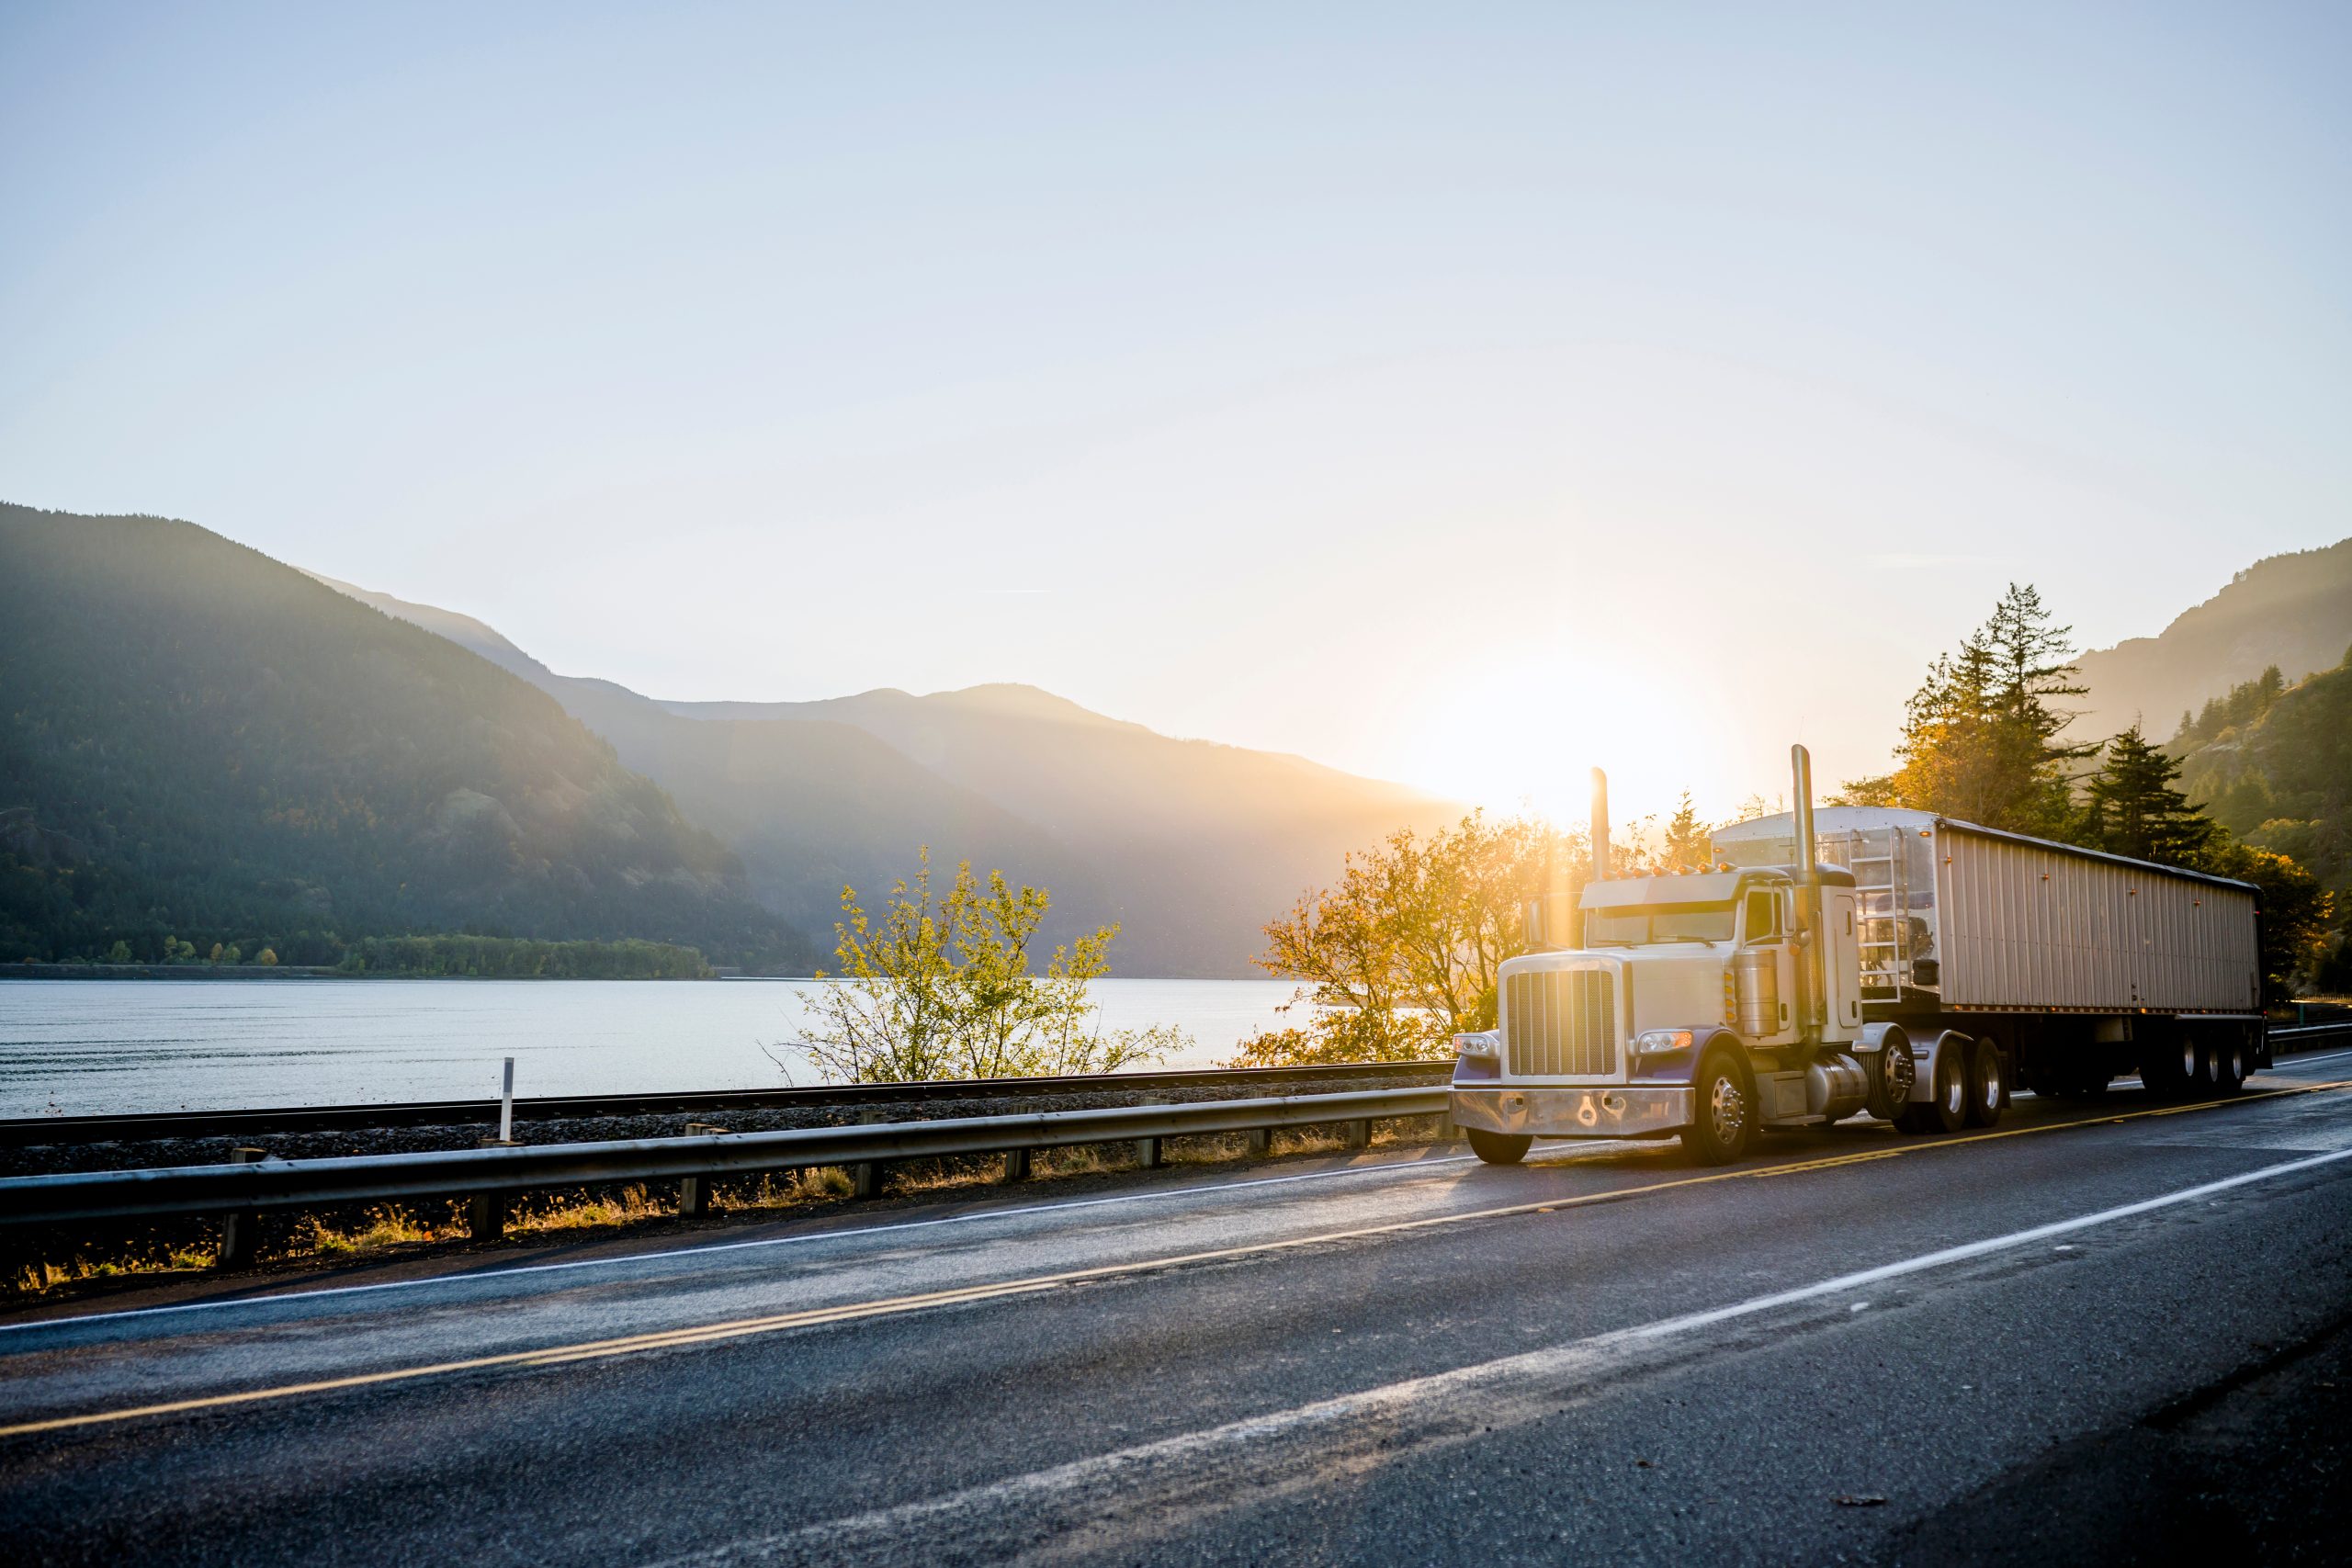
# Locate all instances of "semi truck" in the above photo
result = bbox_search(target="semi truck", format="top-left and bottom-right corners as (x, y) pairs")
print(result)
(1448, 745), (2267, 1165)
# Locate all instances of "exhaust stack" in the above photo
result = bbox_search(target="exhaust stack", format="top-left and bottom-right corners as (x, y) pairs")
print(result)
(1589, 767), (1611, 882)
(1791, 743), (1822, 1039)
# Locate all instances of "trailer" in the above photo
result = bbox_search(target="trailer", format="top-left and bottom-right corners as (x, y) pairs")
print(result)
(1448, 746), (2267, 1165)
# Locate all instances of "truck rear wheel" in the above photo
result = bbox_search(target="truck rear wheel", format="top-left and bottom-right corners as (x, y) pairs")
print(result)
(1679, 1049), (1758, 1165)
(1466, 1128), (1532, 1166)
(1914, 1037), (1968, 1134)
(1963, 1037), (2004, 1129)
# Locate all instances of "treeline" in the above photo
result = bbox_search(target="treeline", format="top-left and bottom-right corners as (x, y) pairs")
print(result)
(334, 935), (714, 978)
(42, 931), (716, 978)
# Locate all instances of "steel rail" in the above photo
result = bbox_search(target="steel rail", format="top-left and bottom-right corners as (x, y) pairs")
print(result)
(0, 1060), (1452, 1148)
(0, 1087), (1451, 1227)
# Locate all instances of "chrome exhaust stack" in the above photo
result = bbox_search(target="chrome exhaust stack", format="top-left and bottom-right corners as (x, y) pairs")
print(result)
(1791, 743), (1823, 1041)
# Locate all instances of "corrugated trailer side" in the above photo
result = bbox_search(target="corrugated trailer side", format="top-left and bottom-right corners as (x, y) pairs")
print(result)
(1935, 823), (2260, 1015)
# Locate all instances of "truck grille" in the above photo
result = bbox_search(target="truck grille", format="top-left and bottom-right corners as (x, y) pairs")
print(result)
(1504, 968), (1616, 1077)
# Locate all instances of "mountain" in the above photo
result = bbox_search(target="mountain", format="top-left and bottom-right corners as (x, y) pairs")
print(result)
(315, 581), (1462, 976)
(2071, 537), (2352, 742)
(0, 506), (809, 969)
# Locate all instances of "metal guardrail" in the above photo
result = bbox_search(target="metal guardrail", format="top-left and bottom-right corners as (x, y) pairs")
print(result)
(0, 1060), (1452, 1148)
(0, 1087), (1452, 1228)
(2270, 1021), (2352, 1053)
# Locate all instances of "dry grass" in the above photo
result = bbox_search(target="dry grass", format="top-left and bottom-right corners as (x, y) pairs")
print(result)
(510, 1184), (673, 1236)
(288, 1206), (462, 1257)
(9, 1247), (217, 1298)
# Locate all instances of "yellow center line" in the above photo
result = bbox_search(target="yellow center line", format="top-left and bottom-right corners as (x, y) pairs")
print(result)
(5, 1077), (2347, 1442)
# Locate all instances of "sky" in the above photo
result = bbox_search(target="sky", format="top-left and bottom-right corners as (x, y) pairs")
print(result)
(4, 3), (2348, 823)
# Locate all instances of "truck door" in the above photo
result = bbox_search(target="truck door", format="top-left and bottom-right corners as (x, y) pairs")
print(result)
(1825, 889), (1863, 1037)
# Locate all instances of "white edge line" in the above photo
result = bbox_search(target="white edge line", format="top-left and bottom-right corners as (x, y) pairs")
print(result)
(662, 1143), (2352, 1563)
(0, 1149), (1484, 1337)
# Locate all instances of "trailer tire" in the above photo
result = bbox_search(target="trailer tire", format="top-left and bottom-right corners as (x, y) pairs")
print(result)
(1679, 1048), (1758, 1165)
(1963, 1037), (2004, 1129)
(1466, 1128), (1532, 1166)
(2140, 1029), (2194, 1101)
(2208, 1032), (2247, 1096)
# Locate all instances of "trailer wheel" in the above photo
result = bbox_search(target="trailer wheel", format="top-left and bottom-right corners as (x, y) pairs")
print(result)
(1963, 1038), (2004, 1129)
(2211, 1034), (2248, 1100)
(1466, 1128), (1532, 1166)
(2139, 1030), (2192, 1101)
(1679, 1049), (1758, 1165)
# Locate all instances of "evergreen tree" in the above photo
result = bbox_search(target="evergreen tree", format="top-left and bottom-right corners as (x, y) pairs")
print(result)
(1883, 583), (2089, 833)
(2077, 724), (2218, 867)
(1660, 792), (1713, 871)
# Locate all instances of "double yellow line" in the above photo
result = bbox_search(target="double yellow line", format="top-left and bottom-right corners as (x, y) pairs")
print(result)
(5, 1077), (2346, 1442)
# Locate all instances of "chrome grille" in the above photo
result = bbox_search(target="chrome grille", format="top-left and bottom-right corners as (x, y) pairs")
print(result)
(1504, 967), (1617, 1077)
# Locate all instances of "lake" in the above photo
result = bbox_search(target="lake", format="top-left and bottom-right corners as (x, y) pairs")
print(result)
(0, 978), (1308, 1118)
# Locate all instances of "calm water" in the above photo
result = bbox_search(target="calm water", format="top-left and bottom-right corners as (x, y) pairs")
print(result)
(0, 978), (1306, 1117)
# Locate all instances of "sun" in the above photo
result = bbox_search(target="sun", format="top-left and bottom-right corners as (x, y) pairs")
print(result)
(1393, 652), (1745, 830)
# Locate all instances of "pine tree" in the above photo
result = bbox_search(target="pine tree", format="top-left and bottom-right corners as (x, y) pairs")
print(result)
(2078, 724), (2217, 867)
(1885, 583), (2089, 833)
(1661, 792), (1712, 871)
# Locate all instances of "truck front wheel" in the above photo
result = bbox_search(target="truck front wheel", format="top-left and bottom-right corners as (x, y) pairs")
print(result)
(1680, 1050), (1758, 1165)
(1466, 1128), (1532, 1166)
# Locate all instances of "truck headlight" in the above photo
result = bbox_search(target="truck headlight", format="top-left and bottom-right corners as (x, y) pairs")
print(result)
(1634, 1029), (1693, 1055)
(1453, 1032), (1500, 1060)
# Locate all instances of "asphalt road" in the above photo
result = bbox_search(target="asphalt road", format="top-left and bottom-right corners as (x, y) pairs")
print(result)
(4, 1048), (2351, 1566)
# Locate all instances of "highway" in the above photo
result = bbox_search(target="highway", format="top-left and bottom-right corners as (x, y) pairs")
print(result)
(4, 1048), (2350, 1566)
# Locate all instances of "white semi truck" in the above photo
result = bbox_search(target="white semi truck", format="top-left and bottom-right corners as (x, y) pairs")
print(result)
(1449, 745), (2267, 1165)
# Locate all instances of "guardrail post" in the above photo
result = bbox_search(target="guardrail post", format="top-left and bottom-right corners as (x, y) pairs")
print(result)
(1341, 1120), (1370, 1151)
(1246, 1127), (1273, 1159)
(470, 1138), (516, 1240)
(216, 1146), (265, 1270)
(1135, 1135), (1164, 1169)
(680, 1122), (726, 1217)
(1002, 1146), (1032, 1183)
(853, 1108), (886, 1199)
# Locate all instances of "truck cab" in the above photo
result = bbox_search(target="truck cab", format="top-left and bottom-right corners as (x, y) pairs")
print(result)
(1449, 748), (1910, 1165)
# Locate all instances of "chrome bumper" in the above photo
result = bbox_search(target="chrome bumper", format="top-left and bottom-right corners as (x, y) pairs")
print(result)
(1451, 1084), (1693, 1139)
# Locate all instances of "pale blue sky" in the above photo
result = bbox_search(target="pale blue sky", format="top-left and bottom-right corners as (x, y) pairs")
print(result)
(5, 4), (2346, 818)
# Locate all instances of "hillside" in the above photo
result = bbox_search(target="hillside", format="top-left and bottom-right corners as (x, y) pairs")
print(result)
(2174, 648), (2352, 906)
(318, 581), (1463, 976)
(2072, 537), (2352, 740)
(0, 507), (809, 969)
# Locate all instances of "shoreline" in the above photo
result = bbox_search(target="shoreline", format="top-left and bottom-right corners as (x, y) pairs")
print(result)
(0, 964), (741, 982)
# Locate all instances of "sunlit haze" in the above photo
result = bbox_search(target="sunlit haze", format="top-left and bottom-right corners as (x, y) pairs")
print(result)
(5, 5), (2346, 822)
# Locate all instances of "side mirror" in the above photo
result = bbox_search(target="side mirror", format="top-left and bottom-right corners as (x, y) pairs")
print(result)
(1524, 899), (1546, 951)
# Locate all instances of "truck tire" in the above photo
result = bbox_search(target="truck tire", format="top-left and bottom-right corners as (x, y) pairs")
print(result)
(2140, 1031), (2194, 1101)
(1466, 1128), (1532, 1166)
(2214, 1032), (2249, 1095)
(1918, 1037), (1968, 1134)
(1679, 1049), (1758, 1165)
(1963, 1037), (2004, 1129)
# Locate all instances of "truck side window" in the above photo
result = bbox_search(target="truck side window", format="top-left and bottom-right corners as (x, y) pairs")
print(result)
(1744, 891), (1781, 942)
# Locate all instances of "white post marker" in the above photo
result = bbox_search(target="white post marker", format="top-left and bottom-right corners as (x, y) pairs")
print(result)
(499, 1056), (515, 1144)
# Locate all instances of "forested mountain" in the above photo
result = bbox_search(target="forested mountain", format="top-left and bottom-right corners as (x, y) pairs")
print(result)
(2173, 649), (2352, 917)
(0, 507), (809, 969)
(2072, 537), (2352, 741)
(317, 580), (1461, 976)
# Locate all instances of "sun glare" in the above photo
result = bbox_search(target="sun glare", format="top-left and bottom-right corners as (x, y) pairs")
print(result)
(1401, 654), (1745, 830)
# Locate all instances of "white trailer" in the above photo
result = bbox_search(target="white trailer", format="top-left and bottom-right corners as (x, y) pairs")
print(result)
(1449, 746), (2267, 1165)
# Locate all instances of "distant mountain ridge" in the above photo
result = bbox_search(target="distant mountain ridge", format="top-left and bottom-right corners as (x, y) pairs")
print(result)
(0, 508), (809, 968)
(311, 578), (1461, 976)
(2072, 537), (2352, 742)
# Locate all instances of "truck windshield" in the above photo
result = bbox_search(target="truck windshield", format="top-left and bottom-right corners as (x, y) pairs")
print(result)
(1585, 903), (1737, 945)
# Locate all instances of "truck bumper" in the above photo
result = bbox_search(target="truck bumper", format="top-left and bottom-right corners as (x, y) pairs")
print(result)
(1450, 1084), (1693, 1139)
